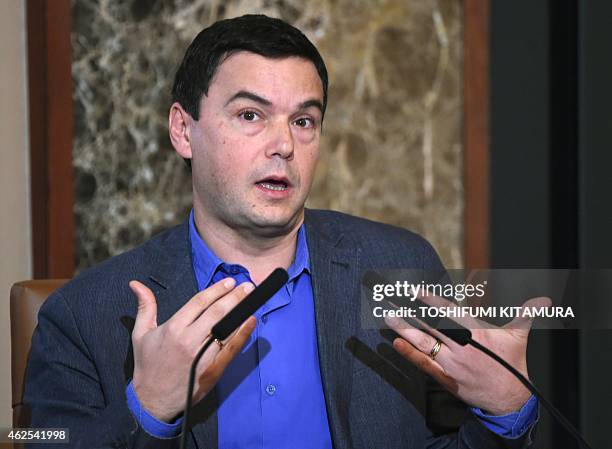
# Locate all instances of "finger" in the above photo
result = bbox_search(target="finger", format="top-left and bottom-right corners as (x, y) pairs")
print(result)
(197, 316), (257, 389)
(385, 316), (452, 364)
(393, 338), (458, 393)
(217, 316), (257, 361)
(384, 305), (460, 350)
(505, 296), (553, 331)
(129, 280), (158, 340)
(188, 282), (255, 338)
(172, 277), (236, 327)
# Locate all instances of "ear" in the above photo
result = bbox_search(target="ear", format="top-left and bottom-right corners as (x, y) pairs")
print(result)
(168, 102), (194, 159)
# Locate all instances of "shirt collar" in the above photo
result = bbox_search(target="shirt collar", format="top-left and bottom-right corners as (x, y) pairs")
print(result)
(189, 209), (310, 288)
(189, 210), (224, 289)
(288, 221), (311, 281)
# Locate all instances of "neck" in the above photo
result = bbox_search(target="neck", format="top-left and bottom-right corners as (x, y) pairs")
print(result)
(193, 208), (303, 284)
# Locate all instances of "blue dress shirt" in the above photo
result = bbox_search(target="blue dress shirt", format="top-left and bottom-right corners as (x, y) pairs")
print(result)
(190, 212), (332, 449)
(126, 210), (538, 442)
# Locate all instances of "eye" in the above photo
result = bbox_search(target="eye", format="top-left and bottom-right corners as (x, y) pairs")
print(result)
(293, 117), (315, 128)
(239, 110), (261, 122)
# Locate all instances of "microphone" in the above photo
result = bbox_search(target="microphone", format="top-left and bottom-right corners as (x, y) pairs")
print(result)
(179, 268), (288, 449)
(361, 271), (594, 449)
(211, 268), (289, 340)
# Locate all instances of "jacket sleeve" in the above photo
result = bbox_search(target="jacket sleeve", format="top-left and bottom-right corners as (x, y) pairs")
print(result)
(23, 291), (183, 449)
(424, 375), (538, 449)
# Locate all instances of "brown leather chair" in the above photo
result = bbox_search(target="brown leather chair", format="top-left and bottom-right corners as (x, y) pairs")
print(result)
(9, 280), (68, 430)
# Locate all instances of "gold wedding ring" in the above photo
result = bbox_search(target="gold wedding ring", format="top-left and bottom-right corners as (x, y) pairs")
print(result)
(213, 338), (224, 350)
(429, 339), (442, 360)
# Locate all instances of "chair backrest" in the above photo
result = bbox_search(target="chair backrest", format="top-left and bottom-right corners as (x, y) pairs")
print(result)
(10, 279), (68, 428)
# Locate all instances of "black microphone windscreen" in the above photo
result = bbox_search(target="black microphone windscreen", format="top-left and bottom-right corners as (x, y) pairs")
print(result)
(211, 268), (289, 340)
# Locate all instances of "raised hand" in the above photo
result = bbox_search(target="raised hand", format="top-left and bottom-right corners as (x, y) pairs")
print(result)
(386, 294), (551, 415)
(129, 278), (256, 422)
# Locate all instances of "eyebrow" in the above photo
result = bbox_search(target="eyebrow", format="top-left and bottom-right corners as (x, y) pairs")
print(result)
(298, 99), (324, 113)
(225, 90), (271, 107)
(225, 90), (323, 113)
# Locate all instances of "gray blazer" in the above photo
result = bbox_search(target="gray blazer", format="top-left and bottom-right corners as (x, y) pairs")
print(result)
(24, 209), (537, 448)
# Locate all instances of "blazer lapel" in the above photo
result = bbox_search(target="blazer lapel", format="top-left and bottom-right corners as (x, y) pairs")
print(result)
(145, 221), (218, 449)
(305, 210), (361, 449)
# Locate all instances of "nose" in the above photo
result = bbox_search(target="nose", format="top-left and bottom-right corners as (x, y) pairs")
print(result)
(266, 120), (294, 160)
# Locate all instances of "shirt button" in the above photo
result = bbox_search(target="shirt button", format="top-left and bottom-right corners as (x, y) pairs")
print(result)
(261, 315), (268, 324)
(230, 266), (240, 274)
(265, 384), (276, 396)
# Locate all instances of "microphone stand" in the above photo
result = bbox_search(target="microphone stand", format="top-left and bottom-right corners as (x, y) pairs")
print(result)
(179, 336), (214, 449)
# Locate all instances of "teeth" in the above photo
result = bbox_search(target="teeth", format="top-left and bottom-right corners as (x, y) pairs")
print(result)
(259, 182), (287, 191)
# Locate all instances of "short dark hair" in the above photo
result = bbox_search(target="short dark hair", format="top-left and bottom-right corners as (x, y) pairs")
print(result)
(171, 14), (329, 121)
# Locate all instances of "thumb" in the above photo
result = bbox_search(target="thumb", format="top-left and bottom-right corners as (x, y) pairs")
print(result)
(129, 280), (158, 340)
(506, 296), (553, 332)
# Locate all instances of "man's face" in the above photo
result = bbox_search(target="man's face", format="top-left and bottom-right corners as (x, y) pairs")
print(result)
(188, 52), (324, 237)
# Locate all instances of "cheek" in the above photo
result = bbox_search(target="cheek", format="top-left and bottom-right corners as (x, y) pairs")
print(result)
(213, 136), (259, 180)
(199, 122), (243, 168)
(298, 145), (320, 183)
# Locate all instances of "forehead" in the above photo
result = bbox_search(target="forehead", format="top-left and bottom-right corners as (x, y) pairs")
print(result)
(208, 51), (323, 98)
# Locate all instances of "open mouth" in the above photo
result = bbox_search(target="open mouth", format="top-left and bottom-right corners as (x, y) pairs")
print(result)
(256, 177), (291, 192)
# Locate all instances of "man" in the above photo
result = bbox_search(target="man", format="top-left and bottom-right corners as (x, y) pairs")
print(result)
(25, 14), (541, 448)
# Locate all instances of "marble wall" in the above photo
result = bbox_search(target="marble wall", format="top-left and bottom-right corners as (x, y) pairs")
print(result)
(72, 0), (463, 271)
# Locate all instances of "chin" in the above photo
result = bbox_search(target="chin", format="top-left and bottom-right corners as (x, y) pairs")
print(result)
(249, 208), (303, 234)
